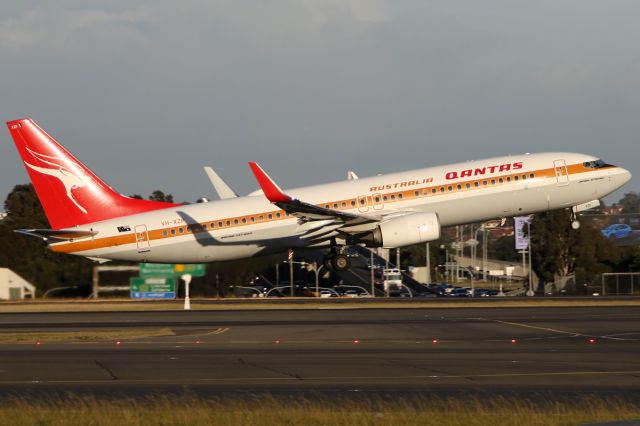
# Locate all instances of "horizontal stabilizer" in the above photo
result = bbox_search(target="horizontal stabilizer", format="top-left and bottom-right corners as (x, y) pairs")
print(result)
(15, 228), (97, 242)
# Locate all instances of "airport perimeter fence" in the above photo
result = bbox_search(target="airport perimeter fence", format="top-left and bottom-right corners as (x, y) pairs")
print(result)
(600, 273), (640, 296)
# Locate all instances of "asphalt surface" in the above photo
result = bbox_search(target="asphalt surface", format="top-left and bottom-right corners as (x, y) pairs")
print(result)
(0, 306), (639, 400)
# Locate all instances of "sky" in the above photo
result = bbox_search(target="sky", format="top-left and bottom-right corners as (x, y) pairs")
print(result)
(1, 1), (639, 205)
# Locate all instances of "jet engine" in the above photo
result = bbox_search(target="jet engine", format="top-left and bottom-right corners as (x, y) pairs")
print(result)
(360, 212), (441, 248)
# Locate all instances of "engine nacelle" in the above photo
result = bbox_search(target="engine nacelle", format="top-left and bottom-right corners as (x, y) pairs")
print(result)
(361, 212), (441, 248)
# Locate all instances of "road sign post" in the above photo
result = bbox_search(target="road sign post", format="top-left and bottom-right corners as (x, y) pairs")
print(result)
(182, 274), (192, 310)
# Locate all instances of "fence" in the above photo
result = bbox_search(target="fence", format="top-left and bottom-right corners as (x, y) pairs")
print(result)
(601, 273), (640, 296)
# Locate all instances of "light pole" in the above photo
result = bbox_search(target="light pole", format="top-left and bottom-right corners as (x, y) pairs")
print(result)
(313, 262), (325, 296)
(425, 242), (431, 284)
(526, 220), (534, 296)
(282, 260), (308, 297)
(370, 250), (375, 296)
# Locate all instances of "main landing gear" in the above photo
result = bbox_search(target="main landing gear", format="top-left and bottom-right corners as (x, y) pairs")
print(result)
(323, 247), (351, 272)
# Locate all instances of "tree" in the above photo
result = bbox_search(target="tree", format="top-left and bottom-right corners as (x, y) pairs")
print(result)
(618, 192), (640, 213)
(530, 209), (618, 292)
(0, 184), (94, 294)
(149, 190), (174, 203)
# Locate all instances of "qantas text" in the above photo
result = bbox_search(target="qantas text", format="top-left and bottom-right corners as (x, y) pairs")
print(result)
(445, 162), (523, 180)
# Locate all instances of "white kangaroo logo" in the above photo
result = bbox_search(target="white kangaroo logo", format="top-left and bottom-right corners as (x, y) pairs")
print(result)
(23, 147), (92, 214)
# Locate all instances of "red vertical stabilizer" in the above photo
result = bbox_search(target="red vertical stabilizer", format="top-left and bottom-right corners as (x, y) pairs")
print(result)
(6, 118), (179, 229)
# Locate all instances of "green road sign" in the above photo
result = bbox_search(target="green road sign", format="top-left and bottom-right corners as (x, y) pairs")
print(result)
(130, 277), (176, 299)
(173, 263), (206, 277)
(139, 263), (206, 278)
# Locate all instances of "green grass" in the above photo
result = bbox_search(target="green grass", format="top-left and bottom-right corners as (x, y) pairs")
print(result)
(1, 394), (639, 425)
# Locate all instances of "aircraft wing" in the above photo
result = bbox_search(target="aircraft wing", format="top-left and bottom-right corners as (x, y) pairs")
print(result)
(248, 162), (379, 228)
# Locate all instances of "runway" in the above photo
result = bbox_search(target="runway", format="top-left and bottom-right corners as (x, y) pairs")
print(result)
(0, 306), (639, 399)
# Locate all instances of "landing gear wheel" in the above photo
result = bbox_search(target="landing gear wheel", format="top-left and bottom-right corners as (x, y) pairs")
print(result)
(571, 220), (580, 230)
(331, 254), (351, 271)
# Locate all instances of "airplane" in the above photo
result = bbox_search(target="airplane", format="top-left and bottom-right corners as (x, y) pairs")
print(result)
(6, 117), (632, 271)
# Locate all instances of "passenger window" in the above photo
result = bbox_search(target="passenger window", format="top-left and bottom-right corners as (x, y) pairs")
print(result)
(447, 186), (452, 191)
(432, 189), (437, 194)
(506, 177), (511, 182)
(268, 214), (273, 220)
(341, 202), (346, 208)
(276, 212), (281, 218)
(333, 203), (338, 208)
(241, 218), (246, 223)
(375, 196), (381, 202)
(163, 230), (168, 237)
(259, 216), (263, 221)
(440, 187), (445, 192)
(179, 227), (184, 234)
(530, 173), (535, 178)
(522, 175), (527, 180)
(456, 184), (462, 190)
(390, 194), (395, 200)
(398, 193), (403, 199)
(491, 179), (496, 185)
(226, 220), (231, 226)
(383, 195), (388, 201)
(423, 190), (428, 195)
(218, 221), (223, 227)
(414, 190), (419, 197)
(250, 217), (255, 223)
(234, 219), (239, 224)
(465, 183), (470, 188)
(474, 182), (479, 187)
(170, 229), (176, 235)
(350, 200), (356, 206)
(514, 176), (519, 181)
(483, 181), (488, 186)
(498, 178), (503, 183)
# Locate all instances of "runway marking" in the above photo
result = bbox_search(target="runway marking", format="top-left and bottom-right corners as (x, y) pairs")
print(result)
(207, 327), (230, 335)
(492, 319), (586, 337)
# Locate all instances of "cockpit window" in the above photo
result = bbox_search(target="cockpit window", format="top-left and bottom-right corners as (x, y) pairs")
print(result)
(583, 159), (607, 169)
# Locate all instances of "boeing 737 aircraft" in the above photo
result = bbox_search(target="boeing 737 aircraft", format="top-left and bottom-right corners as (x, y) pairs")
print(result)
(6, 118), (632, 271)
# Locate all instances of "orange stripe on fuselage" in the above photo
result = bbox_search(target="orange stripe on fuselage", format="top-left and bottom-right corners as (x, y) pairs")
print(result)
(50, 163), (611, 255)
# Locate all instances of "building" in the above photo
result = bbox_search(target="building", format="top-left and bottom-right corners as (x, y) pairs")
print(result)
(0, 269), (36, 300)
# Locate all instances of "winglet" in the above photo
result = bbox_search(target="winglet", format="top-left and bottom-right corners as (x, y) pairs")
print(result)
(204, 166), (238, 199)
(248, 162), (292, 203)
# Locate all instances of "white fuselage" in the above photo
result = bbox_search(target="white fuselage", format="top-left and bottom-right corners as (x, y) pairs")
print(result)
(51, 152), (631, 263)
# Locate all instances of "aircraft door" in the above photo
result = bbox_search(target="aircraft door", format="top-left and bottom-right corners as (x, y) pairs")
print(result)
(134, 225), (151, 253)
(553, 160), (569, 186)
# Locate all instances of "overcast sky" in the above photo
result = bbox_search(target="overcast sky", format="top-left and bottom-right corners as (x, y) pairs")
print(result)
(1, 1), (638, 205)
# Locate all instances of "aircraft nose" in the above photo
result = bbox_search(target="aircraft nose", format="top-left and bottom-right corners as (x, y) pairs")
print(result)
(619, 168), (632, 185)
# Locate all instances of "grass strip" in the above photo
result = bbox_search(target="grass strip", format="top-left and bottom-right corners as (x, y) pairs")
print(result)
(0, 394), (638, 425)
(0, 327), (174, 343)
(1, 298), (640, 312)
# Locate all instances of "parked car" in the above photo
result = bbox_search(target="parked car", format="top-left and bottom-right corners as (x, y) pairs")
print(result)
(451, 288), (469, 297)
(601, 224), (632, 240)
